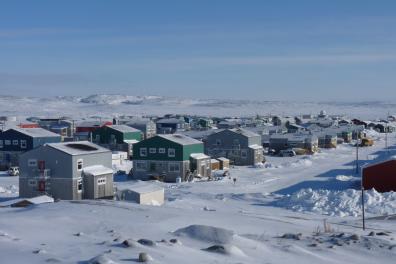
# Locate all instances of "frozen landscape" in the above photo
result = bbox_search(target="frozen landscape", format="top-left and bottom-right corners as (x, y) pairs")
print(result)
(0, 94), (395, 120)
(1, 98), (396, 264)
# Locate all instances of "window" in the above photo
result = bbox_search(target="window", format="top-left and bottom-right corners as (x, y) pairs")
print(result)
(0, 140), (3, 148)
(28, 159), (37, 167)
(168, 148), (175, 157)
(77, 159), (83, 171)
(149, 148), (156, 154)
(216, 139), (221, 146)
(97, 178), (106, 185)
(12, 140), (18, 146)
(5, 140), (11, 145)
(158, 148), (165, 154)
(136, 161), (147, 171)
(77, 179), (83, 192)
(241, 150), (247, 159)
(140, 148), (147, 157)
(168, 162), (180, 172)
(28, 179), (37, 186)
(95, 134), (100, 142)
(20, 140), (27, 149)
(233, 139), (240, 145)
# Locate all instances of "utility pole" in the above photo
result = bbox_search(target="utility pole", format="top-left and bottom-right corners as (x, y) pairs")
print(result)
(385, 124), (389, 155)
(361, 187), (366, 231)
(355, 134), (359, 174)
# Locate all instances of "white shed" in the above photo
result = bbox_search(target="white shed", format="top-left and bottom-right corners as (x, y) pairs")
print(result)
(116, 183), (164, 206)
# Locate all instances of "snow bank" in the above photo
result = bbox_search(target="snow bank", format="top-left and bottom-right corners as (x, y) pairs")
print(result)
(274, 188), (396, 217)
(174, 225), (234, 244)
(0, 185), (18, 194)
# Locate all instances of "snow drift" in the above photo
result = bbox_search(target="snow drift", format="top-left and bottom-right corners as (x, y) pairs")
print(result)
(274, 188), (396, 217)
(174, 225), (235, 244)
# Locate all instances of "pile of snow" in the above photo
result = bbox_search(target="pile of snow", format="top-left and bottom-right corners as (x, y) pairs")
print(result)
(290, 158), (313, 167)
(335, 175), (355, 181)
(0, 185), (18, 195)
(274, 188), (396, 217)
(174, 225), (234, 244)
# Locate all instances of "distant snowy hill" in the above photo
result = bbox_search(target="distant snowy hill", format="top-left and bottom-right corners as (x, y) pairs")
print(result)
(0, 94), (394, 119)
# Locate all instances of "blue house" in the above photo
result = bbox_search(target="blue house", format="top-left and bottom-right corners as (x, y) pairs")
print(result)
(0, 128), (61, 169)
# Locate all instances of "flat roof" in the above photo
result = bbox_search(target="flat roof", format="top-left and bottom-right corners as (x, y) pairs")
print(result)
(83, 165), (113, 176)
(47, 141), (110, 156)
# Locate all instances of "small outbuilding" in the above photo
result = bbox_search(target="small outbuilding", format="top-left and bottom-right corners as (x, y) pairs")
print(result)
(362, 158), (396, 192)
(116, 183), (164, 206)
(210, 159), (220, 170)
(217, 157), (230, 170)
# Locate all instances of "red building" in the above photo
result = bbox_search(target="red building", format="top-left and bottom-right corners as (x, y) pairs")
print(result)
(16, 122), (39, 128)
(362, 158), (396, 192)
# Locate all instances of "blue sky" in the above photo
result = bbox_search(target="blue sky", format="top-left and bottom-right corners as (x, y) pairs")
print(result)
(1, 0), (396, 101)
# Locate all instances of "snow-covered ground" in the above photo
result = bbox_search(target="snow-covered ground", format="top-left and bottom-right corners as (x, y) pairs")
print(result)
(0, 94), (395, 119)
(1, 129), (396, 263)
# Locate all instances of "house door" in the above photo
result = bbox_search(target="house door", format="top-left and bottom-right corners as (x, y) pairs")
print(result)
(97, 183), (105, 198)
(200, 164), (205, 176)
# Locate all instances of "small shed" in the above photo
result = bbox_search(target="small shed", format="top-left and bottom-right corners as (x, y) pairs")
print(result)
(190, 153), (211, 177)
(117, 183), (164, 206)
(210, 159), (220, 170)
(83, 165), (114, 199)
(217, 157), (230, 170)
(362, 158), (396, 192)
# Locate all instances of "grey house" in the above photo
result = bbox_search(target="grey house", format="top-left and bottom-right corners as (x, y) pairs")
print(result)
(19, 141), (114, 200)
(269, 134), (319, 154)
(156, 118), (188, 134)
(125, 118), (157, 139)
(204, 128), (264, 166)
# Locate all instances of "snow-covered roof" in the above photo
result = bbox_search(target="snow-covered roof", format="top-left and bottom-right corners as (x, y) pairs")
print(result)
(190, 153), (210, 159)
(0, 195), (54, 207)
(107, 125), (140, 133)
(229, 128), (260, 138)
(123, 139), (139, 144)
(10, 127), (60, 138)
(47, 141), (110, 156)
(83, 165), (113, 176)
(120, 182), (164, 194)
(248, 144), (263, 150)
(158, 134), (202, 145)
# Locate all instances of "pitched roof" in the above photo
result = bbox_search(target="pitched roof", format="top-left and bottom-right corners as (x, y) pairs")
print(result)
(158, 134), (202, 145)
(10, 127), (61, 138)
(46, 141), (110, 156)
(228, 128), (260, 138)
(107, 125), (140, 133)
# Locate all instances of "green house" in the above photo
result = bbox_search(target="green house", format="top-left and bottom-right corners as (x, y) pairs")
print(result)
(132, 134), (210, 182)
(92, 125), (142, 158)
(92, 125), (142, 145)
